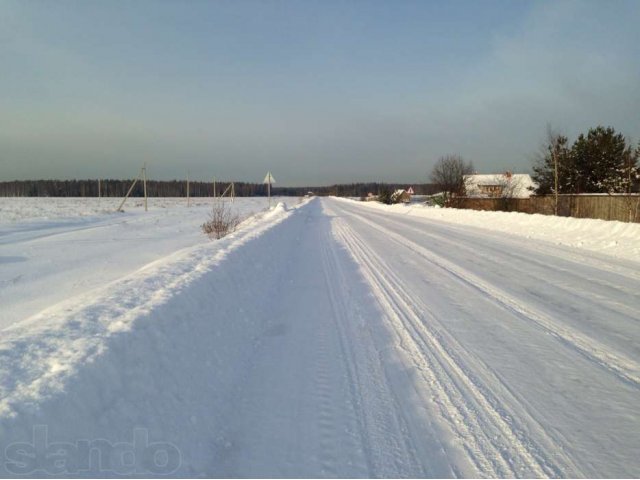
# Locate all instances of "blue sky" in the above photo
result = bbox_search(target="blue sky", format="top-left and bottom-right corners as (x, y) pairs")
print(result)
(1, 0), (639, 186)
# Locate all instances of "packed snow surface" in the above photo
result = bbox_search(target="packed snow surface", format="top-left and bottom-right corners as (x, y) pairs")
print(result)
(0, 197), (639, 477)
(359, 197), (640, 261)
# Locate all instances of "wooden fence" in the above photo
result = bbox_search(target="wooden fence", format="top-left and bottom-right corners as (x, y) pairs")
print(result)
(450, 195), (640, 223)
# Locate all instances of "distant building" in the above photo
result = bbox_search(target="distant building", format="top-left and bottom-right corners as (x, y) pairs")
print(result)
(464, 172), (537, 198)
(391, 189), (411, 204)
(365, 192), (378, 201)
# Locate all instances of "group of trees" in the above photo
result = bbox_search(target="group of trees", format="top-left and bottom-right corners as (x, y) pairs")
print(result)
(0, 179), (438, 198)
(428, 126), (639, 208)
(0, 179), (275, 198)
(311, 182), (437, 198)
(533, 125), (639, 196)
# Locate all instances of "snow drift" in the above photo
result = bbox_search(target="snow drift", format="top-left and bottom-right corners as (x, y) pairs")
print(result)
(0, 202), (301, 476)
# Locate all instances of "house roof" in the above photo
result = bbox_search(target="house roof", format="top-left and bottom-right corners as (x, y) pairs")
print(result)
(464, 173), (538, 198)
(391, 189), (411, 202)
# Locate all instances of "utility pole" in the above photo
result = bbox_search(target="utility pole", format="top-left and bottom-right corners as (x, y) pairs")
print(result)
(187, 172), (190, 207)
(117, 167), (144, 212)
(213, 176), (217, 198)
(142, 162), (148, 212)
(553, 149), (559, 216)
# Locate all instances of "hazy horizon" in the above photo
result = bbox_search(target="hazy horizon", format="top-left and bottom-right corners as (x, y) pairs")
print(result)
(1, 0), (639, 187)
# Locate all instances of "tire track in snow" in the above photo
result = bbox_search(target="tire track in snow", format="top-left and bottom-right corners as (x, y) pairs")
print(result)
(381, 212), (640, 314)
(351, 200), (640, 282)
(366, 212), (640, 330)
(319, 214), (438, 477)
(313, 310), (345, 477)
(329, 213), (586, 477)
(345, 209), (640, 390)
(329, 216), (556, 478)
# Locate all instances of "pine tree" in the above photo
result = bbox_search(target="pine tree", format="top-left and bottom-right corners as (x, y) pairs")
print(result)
(570, 126), (631, 193)
(377, 186), (393, 205)
(534, 126), (638, 195)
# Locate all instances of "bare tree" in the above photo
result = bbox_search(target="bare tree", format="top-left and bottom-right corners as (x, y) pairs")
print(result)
(202, 200), (240, 239)
(430, 155), (474, 205)
(532, 126), (570, 215)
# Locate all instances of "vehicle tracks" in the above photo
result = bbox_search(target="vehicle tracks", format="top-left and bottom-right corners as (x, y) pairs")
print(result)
(343, 208), (640, 390)
(328, 213), (567, 477)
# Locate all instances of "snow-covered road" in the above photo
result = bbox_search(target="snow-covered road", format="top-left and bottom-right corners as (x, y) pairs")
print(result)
(1, 197), (638, 477)
(325, 198), (640, 478)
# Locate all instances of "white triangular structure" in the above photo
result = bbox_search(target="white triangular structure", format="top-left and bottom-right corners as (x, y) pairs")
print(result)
(407, 186), (414, 195)
(263, 172), (276, 184)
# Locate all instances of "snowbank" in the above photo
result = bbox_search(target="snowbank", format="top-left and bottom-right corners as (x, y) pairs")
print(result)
(340, 198), (640, 263)
(263, 201), (288, 218)
(0, 199), (309, 476)
(0, 197), (281, 330)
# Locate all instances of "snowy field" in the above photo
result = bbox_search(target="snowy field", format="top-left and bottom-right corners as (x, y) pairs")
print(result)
(0, 196), (639, 477)
(0, 197), (285, 329)
(0, 196), (278, 223)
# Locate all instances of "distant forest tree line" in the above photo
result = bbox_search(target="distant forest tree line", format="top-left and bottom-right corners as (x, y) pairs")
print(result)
(0, 179), (438, 198)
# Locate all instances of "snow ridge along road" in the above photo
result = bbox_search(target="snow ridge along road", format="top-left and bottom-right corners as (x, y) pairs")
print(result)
(1, 197), (639, 477)
(0, 197), (282, 330)
(0, 202), (296, 419)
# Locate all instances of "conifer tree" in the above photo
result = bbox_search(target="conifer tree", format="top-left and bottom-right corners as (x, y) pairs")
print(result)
(570, 126), (631, 193)
(533, 126), (638, 195)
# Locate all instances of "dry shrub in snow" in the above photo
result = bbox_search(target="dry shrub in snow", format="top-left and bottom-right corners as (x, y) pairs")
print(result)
(202, 200), (240, 239)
